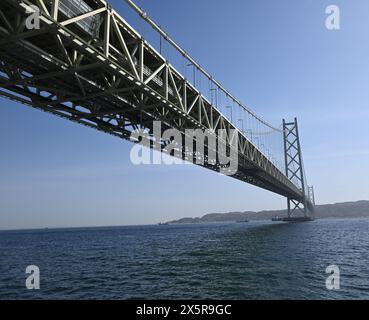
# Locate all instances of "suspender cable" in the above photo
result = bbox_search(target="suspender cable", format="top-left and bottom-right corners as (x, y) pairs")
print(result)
(123, 0), (282, 133)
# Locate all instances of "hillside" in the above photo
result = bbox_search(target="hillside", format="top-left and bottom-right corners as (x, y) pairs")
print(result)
(167, 200), (369, 224)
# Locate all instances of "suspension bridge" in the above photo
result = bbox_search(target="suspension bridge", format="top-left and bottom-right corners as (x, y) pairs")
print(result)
(0, 0), (315, 219)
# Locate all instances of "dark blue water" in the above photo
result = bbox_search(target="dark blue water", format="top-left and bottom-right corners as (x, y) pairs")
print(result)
(1, 219), (369, 300)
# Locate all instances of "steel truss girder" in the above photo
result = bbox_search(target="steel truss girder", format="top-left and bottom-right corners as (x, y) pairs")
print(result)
(0, 0), (305, 201)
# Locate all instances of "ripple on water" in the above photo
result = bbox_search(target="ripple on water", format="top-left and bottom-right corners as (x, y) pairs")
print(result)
(1, 219), (369, 299)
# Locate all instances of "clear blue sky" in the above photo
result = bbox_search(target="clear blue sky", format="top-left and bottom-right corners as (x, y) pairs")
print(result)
(1, 0), (369, 229)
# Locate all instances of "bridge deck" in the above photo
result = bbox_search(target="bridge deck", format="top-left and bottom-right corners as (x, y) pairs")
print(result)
(0, 0), (307, 203)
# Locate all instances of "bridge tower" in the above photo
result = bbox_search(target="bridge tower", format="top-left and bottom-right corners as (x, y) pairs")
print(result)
(283, 118), (314, 220)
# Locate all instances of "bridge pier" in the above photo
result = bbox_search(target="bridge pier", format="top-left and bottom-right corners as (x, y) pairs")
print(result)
(282, 217), (314, 222)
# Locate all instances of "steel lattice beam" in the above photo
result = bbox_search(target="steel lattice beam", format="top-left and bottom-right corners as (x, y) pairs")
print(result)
(0, 0), (312, 206)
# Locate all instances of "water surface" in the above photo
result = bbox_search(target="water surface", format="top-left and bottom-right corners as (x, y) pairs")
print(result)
(0, 219), (368, 299)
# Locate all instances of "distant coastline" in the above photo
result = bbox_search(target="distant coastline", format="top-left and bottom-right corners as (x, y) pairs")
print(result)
(166, 200), (369, 224)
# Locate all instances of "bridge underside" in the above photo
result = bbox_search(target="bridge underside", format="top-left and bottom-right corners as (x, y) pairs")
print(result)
(0, 0), (310, 208)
